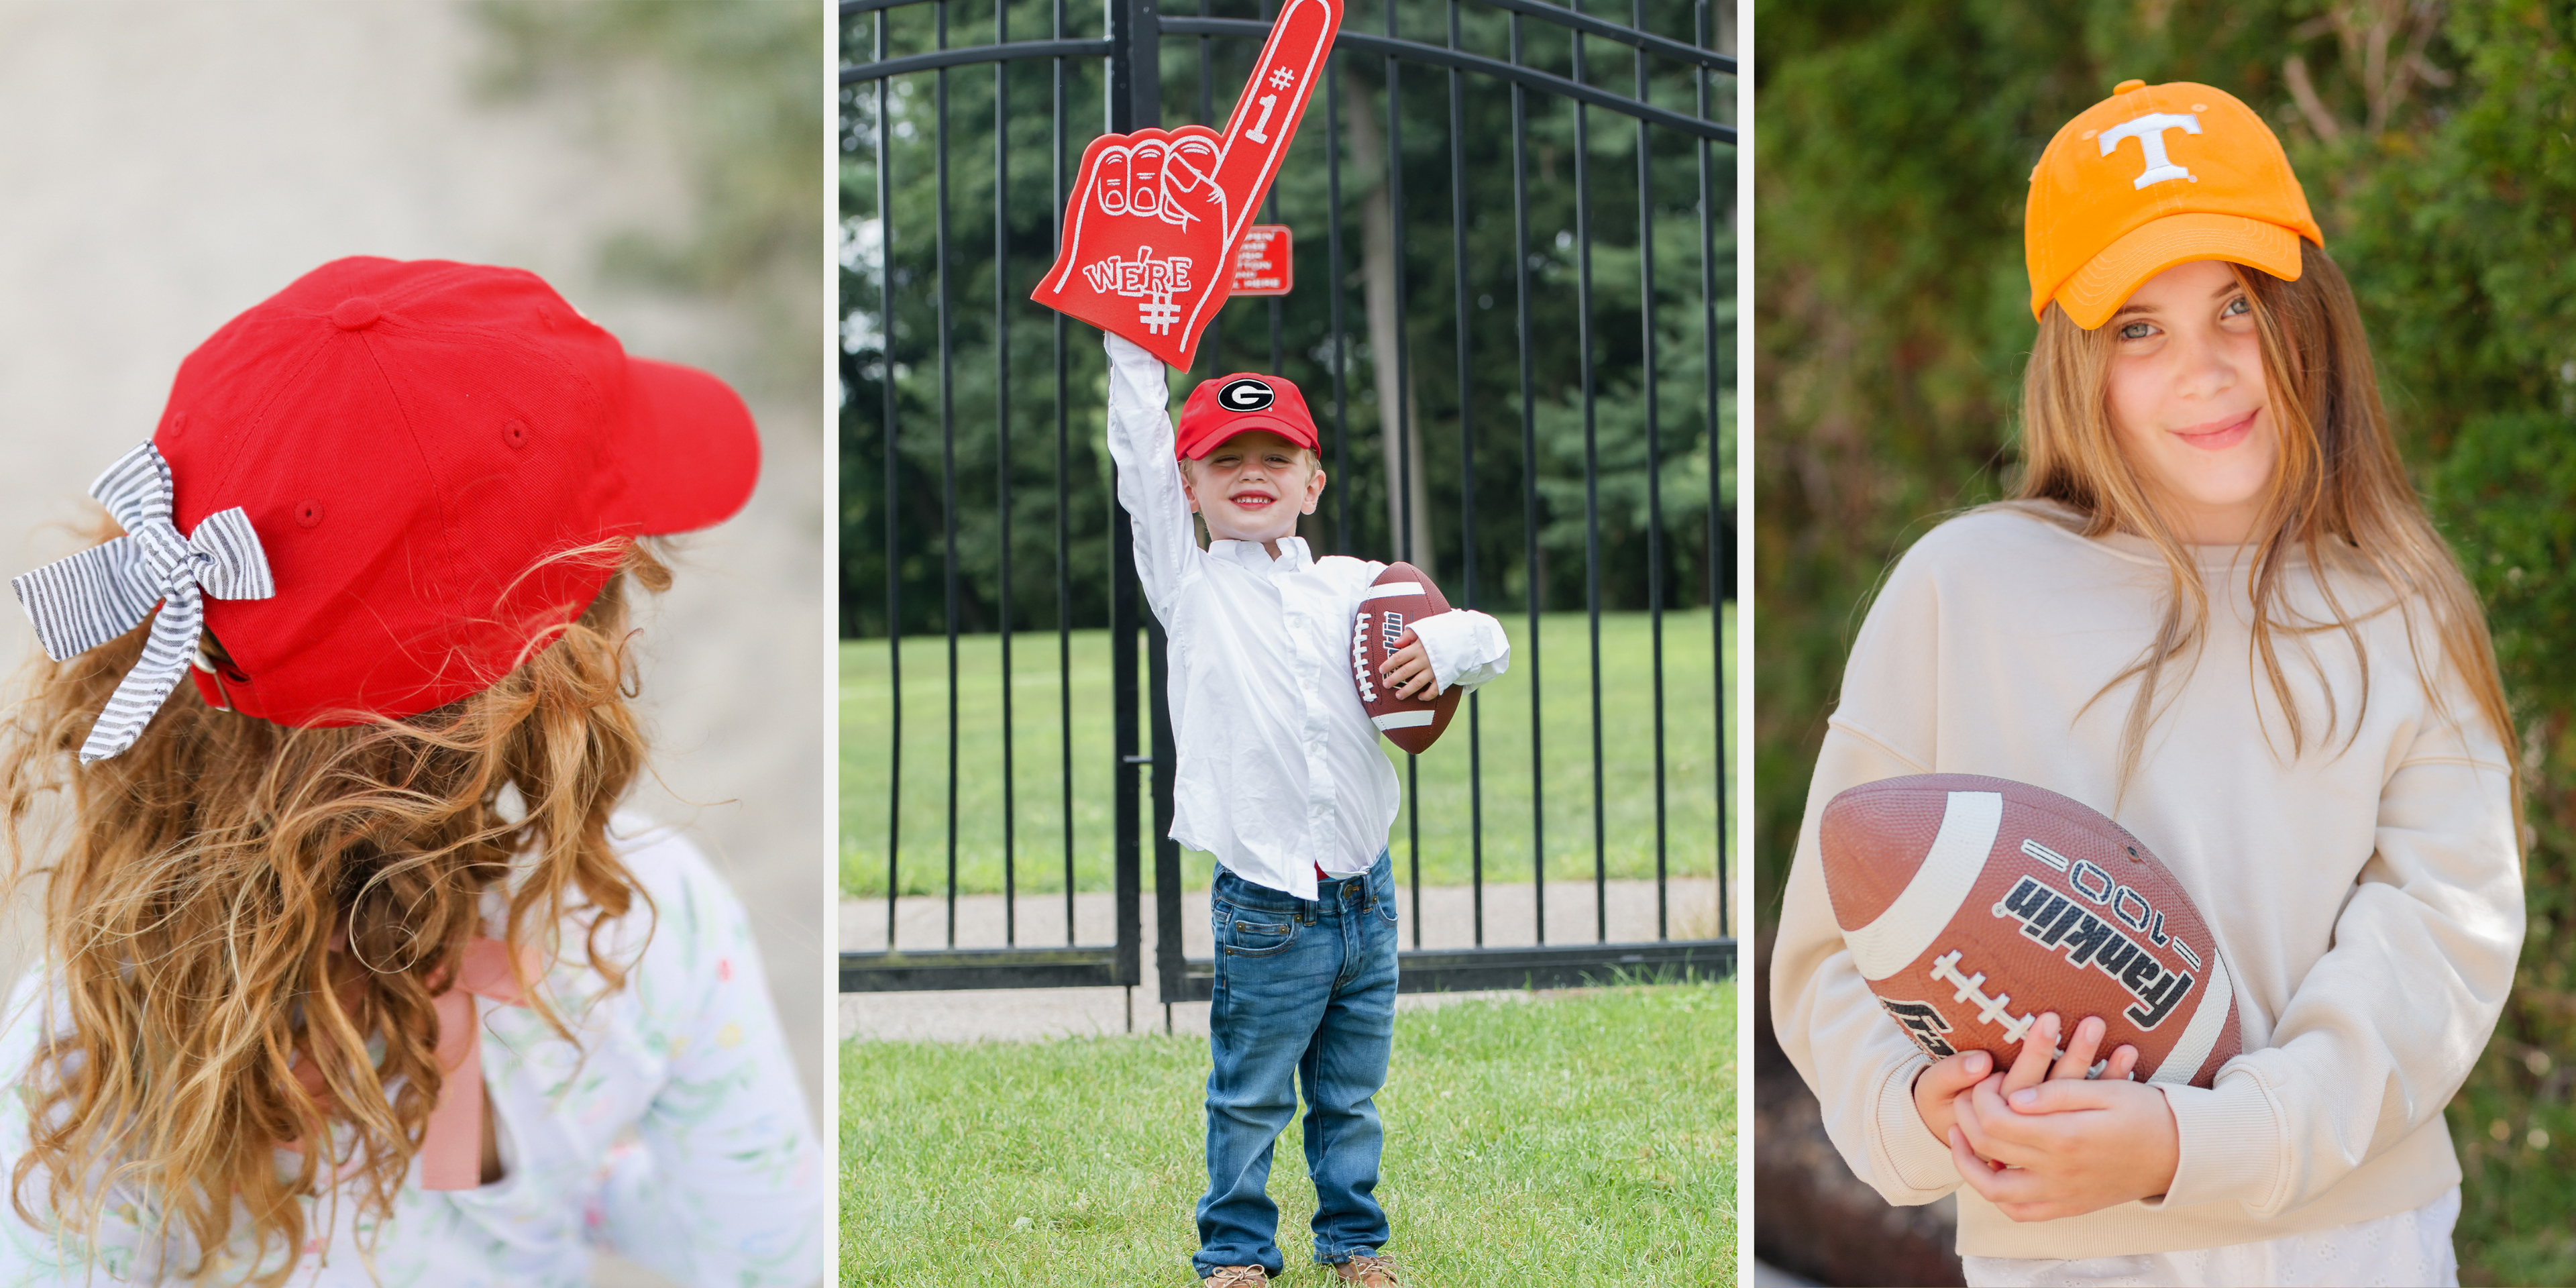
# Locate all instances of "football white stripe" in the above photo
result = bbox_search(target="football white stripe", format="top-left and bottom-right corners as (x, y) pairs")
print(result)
(1372, 710), (1436, 729)
(2148, 949), (2233, 1085)
(1846, 790), (2002, 981)
(1361, 582), (1425, 601)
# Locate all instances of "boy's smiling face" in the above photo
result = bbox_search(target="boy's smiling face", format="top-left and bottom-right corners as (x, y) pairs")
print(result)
(1181, 428), (1326, 551)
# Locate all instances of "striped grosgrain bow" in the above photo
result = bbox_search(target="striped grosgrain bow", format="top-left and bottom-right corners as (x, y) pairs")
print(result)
(10, 442), (275, 763)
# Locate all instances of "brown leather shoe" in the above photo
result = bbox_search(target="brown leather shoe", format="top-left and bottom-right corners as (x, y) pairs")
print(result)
(1332, 1254), (1401, 1285)
(1201, 1268), (1269, 1287)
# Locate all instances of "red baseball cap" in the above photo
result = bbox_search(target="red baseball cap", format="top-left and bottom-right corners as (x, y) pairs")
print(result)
(1173, 372), (1321, 460)
(152, 257), (759, 727)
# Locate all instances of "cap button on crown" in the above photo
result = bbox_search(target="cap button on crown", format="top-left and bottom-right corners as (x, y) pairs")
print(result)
(2113, 78), (2147, 95)
(331, 297), (383, 331)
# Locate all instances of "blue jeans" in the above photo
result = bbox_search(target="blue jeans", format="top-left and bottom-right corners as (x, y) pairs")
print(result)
(1192, 853), (1400, 1277)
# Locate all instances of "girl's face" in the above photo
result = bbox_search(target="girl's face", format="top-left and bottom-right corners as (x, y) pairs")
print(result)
(2104, 258), (2276, 545)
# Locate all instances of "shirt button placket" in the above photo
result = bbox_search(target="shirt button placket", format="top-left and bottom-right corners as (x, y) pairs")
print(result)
(1291, 586), (1336, 873)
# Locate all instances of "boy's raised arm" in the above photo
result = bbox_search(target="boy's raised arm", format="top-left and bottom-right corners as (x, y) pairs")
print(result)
(1102, 330), (1200, 616)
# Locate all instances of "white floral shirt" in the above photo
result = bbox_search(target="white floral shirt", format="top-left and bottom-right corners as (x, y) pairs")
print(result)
(0, 817), (824, 1286)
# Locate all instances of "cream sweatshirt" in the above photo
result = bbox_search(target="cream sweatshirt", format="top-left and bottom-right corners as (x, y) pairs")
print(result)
(1770, 503), (2522, 1258)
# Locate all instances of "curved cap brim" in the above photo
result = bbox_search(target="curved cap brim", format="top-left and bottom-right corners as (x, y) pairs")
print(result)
(612, 356), (761, 535)
(2053, 213), (2304, 330)
(1177, 415), (1320, 460)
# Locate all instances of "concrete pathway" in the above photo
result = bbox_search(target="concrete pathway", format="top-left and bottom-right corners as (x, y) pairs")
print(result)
(840, 877), (1721, 1040)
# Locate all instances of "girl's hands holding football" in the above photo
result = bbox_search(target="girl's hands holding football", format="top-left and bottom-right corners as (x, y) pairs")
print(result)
(1915, 1011), (2134, 1149)
(1945, 1012), (2179, 1221)
(1912, 1048), (1994, 1147)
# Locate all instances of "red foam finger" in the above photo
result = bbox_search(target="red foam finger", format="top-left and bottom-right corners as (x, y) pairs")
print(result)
(1034, 126), (1227, 368)
(1030, 0), (1343, 368)
(1210, 0), (1341, 237)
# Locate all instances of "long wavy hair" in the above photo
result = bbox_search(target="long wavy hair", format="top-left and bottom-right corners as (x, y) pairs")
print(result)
(2010, 241), (2516, 800)
(3, 530), (667, 1285)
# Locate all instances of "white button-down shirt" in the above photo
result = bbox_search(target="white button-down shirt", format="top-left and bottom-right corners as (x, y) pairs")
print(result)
(1105, 333), (1511, 900)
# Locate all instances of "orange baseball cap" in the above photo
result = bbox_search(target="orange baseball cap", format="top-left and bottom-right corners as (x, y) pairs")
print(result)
(2026, 78), (2324, 329)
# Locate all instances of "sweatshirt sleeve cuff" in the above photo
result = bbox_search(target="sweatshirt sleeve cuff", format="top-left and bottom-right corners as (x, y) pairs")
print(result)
(2148, 1071), (2284, 1212)
(1870, 1054), (1962, 1196)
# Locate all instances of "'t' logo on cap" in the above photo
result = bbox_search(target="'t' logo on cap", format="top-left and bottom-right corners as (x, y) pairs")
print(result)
(1216, 377), (1275, 412)
(2098, 112), (2202, 190)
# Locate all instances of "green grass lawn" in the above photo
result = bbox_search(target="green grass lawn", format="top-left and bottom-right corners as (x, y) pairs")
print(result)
(839, 981), (1737, 1285)
(841, 607), (1734, 898)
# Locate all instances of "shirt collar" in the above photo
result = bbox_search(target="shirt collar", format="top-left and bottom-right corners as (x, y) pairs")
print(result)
(1209, 535), (1312, 573)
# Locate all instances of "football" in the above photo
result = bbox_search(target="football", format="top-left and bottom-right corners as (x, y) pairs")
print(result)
(1350, 561), (1460, 755)
(1819, 774), (2239, 1088)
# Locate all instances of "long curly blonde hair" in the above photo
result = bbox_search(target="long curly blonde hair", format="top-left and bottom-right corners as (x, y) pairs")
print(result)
(3, 527), (667, 1285)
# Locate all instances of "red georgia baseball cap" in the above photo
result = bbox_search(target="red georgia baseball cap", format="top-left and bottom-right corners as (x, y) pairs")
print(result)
(1174, 372), (1321, 460)
(157, 256), (758, 727)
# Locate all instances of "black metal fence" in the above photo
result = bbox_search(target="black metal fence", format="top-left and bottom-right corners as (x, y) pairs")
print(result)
(839, 0), (1735, 1002)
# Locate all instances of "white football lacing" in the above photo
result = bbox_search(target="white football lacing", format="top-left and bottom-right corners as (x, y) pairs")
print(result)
(1350, 610), (1378, 703)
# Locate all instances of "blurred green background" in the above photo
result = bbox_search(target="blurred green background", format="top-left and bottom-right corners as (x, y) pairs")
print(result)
(1752, 2), (2576, 1281)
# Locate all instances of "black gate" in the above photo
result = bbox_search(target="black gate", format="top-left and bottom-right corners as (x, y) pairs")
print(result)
(839, 0), (1735, 1003)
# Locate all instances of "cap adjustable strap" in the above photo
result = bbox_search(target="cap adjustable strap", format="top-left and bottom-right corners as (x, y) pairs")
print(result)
(419, 938), (540, 1189)
(11, 442), (276, 762)
(288, 936), (540, 1191)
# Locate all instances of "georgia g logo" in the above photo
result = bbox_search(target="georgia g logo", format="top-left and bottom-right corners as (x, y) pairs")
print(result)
(1217, 377), (1275, 412)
